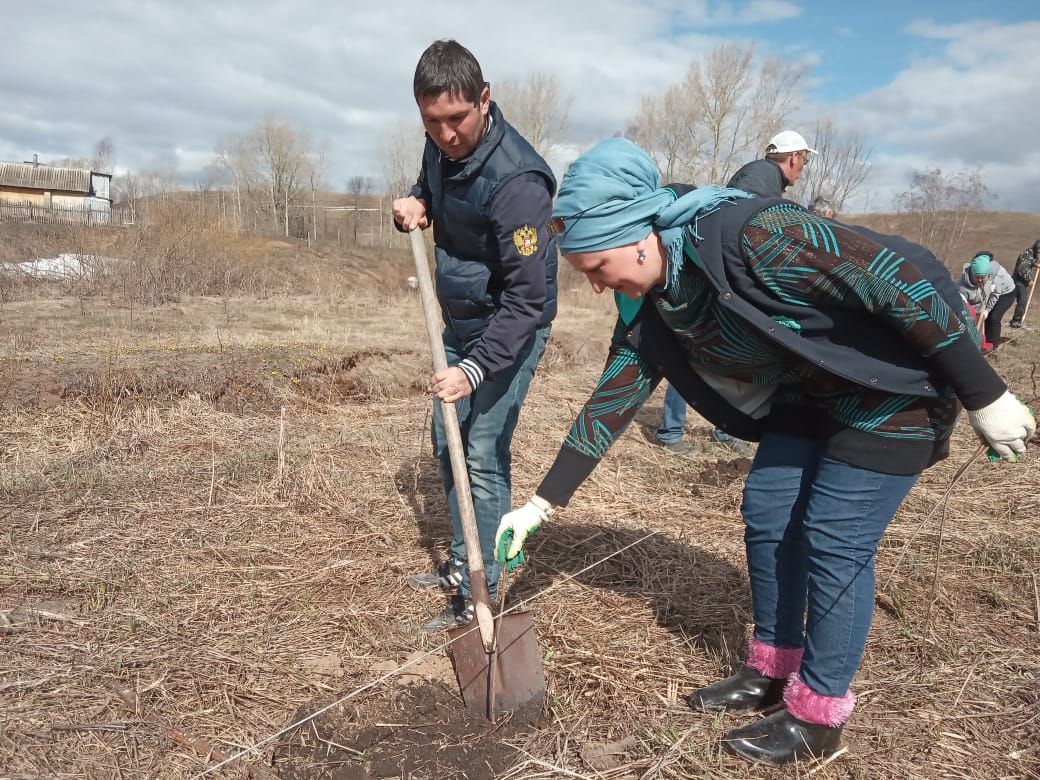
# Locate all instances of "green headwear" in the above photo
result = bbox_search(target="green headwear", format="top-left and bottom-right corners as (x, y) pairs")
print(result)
(969, 252), (992, 278)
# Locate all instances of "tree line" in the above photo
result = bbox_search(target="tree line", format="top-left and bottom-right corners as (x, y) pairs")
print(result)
(76, 42), (992, 244)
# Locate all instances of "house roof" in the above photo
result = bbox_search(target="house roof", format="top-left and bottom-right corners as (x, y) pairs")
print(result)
(0, 161), (97, 193)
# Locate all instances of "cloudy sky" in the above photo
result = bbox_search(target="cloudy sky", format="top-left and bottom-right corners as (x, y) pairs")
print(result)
(3, 0), (1038, 212)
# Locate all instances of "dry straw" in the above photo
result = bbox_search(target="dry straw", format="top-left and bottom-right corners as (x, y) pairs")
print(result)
(1, 266), (1038, 779)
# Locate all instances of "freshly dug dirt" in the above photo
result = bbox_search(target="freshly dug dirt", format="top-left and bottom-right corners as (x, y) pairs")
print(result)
(274, 681), (539, 780)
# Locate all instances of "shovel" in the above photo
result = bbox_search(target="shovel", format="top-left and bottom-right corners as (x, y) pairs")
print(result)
(408, 229), (546, 720)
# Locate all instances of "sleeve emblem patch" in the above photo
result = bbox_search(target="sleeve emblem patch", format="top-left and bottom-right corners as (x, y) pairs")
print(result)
(513, 225), (538, 256)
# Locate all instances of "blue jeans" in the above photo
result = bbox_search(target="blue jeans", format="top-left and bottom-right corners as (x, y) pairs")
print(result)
(712, 429), (740, 445)
(740, 434), (918, 696)
(432, 326), (550, 600)
(656, 384), (688, 444)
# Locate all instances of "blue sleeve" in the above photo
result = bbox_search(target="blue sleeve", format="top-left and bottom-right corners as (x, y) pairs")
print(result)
(466, 172), (554, 378)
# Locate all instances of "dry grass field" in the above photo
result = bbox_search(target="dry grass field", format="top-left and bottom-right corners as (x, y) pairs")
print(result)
(1, 220), (1038, 779)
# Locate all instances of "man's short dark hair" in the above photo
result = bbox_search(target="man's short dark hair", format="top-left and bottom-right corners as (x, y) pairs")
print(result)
(413, 40), (486, 105)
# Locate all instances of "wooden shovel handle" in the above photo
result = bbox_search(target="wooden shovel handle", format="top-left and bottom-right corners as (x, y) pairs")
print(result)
(408, 231), (494, 622)
(1021, 272), (1039, 326)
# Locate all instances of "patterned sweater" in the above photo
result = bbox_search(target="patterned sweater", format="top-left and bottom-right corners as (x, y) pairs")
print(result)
(538, 204), (1005, 506)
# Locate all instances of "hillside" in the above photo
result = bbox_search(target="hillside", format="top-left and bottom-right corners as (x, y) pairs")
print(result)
(844, 210), (1040, 273)
(5, 207), (1038, 278)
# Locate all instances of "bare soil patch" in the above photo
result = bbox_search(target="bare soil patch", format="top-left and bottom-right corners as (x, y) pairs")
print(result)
(274, 682), (536, 780)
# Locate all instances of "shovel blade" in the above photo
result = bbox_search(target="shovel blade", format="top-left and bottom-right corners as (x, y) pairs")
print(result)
(448, 611), (546, 718)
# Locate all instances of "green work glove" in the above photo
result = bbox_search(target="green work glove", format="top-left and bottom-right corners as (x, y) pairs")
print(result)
(494, 496), (553, 571)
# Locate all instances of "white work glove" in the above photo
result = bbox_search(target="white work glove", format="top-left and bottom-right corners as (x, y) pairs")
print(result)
(494, 496), (554, 570)
(967, 391), (1036, 462)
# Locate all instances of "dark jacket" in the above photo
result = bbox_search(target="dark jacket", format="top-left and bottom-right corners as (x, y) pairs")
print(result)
(726, 158), (789, 199)
(414, 102), (558, 376)
(1014, 248), (1038, 284)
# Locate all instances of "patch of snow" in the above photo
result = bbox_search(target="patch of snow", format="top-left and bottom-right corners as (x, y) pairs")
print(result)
(2, 253), (114, 279)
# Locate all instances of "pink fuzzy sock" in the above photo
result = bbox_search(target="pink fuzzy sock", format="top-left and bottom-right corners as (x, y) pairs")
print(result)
(784, 672), (856, 727)
(745, 637), (804, 679)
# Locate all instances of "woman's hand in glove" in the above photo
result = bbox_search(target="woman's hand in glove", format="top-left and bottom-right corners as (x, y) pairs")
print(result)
(494, 496), (554, 570)
(967, 390), (1036, 461)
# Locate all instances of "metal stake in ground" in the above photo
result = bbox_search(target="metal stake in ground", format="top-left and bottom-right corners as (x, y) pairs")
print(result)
(408, 229), (546, 719)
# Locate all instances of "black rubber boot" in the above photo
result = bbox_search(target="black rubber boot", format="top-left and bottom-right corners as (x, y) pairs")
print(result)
(688, 667), (786, 713)
(420, 594), (474, 633)
(723, 709), (843, 766)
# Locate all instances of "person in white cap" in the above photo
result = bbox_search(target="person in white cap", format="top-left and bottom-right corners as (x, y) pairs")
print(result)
(692, 130), (818, 458)
(728, 129), (817, 200)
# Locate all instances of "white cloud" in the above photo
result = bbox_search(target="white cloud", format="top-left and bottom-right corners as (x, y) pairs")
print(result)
(838, 18), (1040, 211)
(1, 2), (1036, 214)
(738, 1), (803, 24)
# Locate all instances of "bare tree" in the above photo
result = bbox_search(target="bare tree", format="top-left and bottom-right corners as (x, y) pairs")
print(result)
(213, 134), (249, 230)
(626, 85), (704, 184)
(492, 71), (572, 158)
(44, 136), (117, 173)
(113, 171), (144, 223)
(347, 175), (373, 196)
(790, 118), (871, 211)
(111, 155), (178, 225)
(627, 43), (807, 185)
(896, 168), (995, 260)
(256, 117), (310, 236)
(381, 118), (425, 199)
(347, 175), (373, 242)
(212, 115), (326, 237)
(91, 136), (116, 173)
(307, 143), (327, 242)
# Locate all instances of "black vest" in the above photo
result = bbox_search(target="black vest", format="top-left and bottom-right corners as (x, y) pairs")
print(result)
(424, 102), (557, 344)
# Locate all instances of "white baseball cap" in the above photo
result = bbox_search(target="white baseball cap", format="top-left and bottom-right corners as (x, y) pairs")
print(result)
(767, 130), (817, 155)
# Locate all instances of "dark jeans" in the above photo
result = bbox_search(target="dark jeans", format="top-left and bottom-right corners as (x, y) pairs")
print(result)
(1011, 278), (1032, 325)
(432, 326), (550, 600)
(985, 291), (1015, 346)
(741, 434), (918, 695)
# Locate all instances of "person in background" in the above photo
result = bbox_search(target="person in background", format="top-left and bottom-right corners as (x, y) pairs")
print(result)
(658, 383), (755, 458)
(1010, 240), (1039, 328)
(807, 195), (835, 218)
(958, 251), (1016, 351)
(655, 128), (820, 460)
(728, 129), (815, 200)
(495, 138), (1034, 767)
(392, 40), (557, 632)
(654, 179), (755, 459)
(699, 130), (821, 458)
(655, 383), (690, 451)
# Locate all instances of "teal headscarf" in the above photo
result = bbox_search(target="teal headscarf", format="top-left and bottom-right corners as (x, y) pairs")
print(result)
(970, 252), (992, 278)
(552, 137), (752, 293)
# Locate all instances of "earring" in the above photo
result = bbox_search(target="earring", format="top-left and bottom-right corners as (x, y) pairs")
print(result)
(637, 248), (646, 265)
